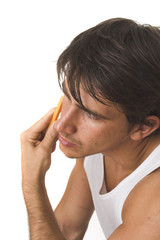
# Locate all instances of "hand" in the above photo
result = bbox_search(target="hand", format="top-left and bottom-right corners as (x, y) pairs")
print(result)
(21, 108), (58, 186)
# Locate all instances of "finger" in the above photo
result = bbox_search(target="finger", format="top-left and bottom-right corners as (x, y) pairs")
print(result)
(28, 108), (55, 135)
(40, 122), (58, 152)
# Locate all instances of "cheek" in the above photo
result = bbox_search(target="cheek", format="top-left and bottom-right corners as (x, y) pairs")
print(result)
(81, 122), (125, 145)
(78, 122), (107, 144)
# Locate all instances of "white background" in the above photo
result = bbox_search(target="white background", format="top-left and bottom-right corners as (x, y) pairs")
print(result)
(0, 0), (159, 239)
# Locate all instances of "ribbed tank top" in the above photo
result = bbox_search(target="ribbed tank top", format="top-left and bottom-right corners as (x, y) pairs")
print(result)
(84, 144), (160, 239)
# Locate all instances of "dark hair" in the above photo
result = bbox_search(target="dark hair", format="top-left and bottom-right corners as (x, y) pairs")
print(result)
(57, 18), (160, 134)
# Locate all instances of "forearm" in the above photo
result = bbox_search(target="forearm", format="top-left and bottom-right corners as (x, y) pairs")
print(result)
(23, 180), (66, 240)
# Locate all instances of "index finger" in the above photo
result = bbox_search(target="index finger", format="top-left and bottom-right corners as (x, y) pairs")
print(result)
(28, 108), (55, 134)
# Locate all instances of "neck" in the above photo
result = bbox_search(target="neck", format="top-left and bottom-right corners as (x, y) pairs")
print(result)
(102, 135), (160, 192)
(103, 135), (160, 172)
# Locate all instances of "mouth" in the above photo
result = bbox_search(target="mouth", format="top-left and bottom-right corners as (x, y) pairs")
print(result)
(58, 134), (77, 147)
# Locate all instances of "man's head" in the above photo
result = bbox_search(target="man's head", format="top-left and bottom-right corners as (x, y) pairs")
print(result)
(57, 18), (160, 138)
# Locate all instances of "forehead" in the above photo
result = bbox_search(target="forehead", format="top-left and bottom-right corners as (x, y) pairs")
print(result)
(62, 80), (123, 116)
(62, 79), (109, 104)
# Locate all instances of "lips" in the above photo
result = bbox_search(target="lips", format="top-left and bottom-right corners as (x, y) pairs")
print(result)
(58, 134), (77, 147)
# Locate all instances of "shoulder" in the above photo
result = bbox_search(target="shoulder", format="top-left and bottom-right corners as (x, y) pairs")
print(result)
(121, 167), (160, 238)
(123, 167), (160, 212)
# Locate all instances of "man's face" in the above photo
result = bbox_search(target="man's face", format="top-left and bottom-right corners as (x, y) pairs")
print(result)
(54, 82), (131, 159)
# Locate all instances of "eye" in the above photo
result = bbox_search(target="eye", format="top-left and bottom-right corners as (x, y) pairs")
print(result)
(87, 112), (100, 120)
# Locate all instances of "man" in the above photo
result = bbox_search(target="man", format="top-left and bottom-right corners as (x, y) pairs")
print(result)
(21, 18), (160, 239)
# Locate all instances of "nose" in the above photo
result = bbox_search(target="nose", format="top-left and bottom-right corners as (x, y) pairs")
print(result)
(54, 107), (77, 134)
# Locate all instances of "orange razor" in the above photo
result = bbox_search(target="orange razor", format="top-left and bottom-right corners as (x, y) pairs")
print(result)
(48, 96), (63, 128)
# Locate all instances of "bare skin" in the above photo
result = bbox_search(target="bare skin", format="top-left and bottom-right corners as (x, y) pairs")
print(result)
(21, 110), (94, 240)
(21, 83), (160, 240)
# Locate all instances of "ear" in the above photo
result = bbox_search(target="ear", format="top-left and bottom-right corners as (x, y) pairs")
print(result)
(130, 116), (160, 141)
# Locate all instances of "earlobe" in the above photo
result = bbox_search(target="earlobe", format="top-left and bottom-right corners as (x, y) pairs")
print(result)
(130, 126), (143, 141)
(130, 116), (160, 141)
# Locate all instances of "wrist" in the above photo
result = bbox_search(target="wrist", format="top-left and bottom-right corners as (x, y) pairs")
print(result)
(22, 176), (45, 197)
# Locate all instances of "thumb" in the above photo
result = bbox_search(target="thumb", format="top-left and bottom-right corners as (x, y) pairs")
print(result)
(41, 122), (58, 152)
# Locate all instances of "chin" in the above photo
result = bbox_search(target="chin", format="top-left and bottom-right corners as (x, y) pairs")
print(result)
(63, 152), (76, 159)
(59, 142), (96, 159)
(59, 146), (77, 159)
(59, 146), (85, 159)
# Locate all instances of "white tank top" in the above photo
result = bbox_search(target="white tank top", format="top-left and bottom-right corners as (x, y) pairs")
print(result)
(84, 144), (160, 239)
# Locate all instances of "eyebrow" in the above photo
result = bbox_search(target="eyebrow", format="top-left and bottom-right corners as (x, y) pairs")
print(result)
(62, 81), (109, 120)
(78, 104), (108, 119)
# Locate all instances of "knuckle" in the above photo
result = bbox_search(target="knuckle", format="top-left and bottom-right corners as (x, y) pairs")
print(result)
(20, 131), (27, 142)
(38, 145), (49, 158)
(39, 144), (47, 153)
(48, 130), (55, 138)
(20, 130), (30, 143)
(48, 127), (57, 138)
